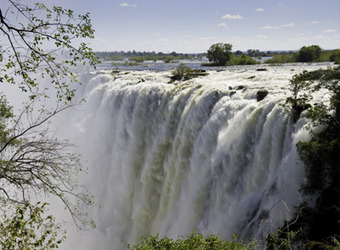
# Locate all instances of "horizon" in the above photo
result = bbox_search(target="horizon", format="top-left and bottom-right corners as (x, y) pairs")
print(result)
(94, 48), (333, 54)
(2, 0), (339, 53)
(59, 0), (340, 53)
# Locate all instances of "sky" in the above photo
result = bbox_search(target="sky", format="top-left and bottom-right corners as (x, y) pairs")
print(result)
(4, 0), (340, 53)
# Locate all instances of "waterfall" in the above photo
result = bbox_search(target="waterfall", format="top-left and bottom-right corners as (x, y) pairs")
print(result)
(59, 65), (323, 249)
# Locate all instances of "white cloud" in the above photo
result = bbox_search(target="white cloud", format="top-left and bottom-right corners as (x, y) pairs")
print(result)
(281, 22), (295, 28)
(305, 20), (321, 25)
(257, 34), (267, 39)
(199, 37), (217, 42)
(222, 14), (242, 20)
(255, 8), (264, 12)
(313, 35), (327, 40)
(262, 22), (295, 29)
(157, 38), (168, 43)
(262, 25), (275, 30)
(325, 29), (336, 33)
(120, 2), (137, 7)
(217, 23), (229, 29)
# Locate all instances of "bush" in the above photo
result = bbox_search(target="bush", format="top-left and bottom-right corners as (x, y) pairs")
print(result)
(264, 54), (297, 64)
(231, 54), (259, 65)
(169, 64), (208, 82)
(128, 232), (257, 250)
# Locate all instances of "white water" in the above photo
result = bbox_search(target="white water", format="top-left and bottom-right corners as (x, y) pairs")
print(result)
(58, 64), (329, 249)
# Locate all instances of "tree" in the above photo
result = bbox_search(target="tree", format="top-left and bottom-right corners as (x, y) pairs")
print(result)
(207, 43), (233, 66)
(330, 49), (340, 64)
(0, 1), (99, 102)
(297, 45), (322, 63)
(0, 0), (98, 235)
(279, 66), (340, 248)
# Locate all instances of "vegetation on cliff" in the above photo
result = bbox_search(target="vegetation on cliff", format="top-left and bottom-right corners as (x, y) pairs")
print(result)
(269, 66), (340, 249)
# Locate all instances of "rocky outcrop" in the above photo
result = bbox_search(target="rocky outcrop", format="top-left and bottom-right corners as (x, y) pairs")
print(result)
(256, 90), (268, 101)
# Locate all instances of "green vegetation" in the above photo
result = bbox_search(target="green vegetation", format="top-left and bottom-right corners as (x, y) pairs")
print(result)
(0, 202), (65, 249)
(98, 45), (339, 67)
(206, 43), (233, 66)
(204, 44), (258, 66)
(231, 54), (259, 65)
(330, 49), (340, 64)
(1, 0), (98, 245)
(128, 232), (256, 250)
(96, 51), (199, 63)
(297, 45), (322, 62)
(169, 64), (208, 83)
(264, 53), (297, 64)
(274, 66), (340, 248)
(264, 45), (340, 65)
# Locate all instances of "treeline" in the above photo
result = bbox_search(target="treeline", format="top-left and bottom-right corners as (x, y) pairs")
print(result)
(205, 43), (340, 66)
(96, 51), (201, 63)
(96, 45), (340, 66)
(264, 45), (340, 64)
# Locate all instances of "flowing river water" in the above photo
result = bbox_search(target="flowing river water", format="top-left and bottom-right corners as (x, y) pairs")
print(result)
(56, 63), (331, 249)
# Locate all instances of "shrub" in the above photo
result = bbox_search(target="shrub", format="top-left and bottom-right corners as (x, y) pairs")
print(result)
(128, 232), (257, 250)
(231, 54), (259, 65)
(169, 64), (208, 82)
(264, 54), (297, 64)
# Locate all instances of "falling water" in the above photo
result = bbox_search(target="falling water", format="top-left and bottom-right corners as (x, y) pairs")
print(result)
(58, 64), (329, 249)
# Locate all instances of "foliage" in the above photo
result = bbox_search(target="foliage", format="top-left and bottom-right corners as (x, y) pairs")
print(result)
(231, 54), (259, 65)
(264, 54), (297, 64)
(330, 49), (340, 64)
(169, 64), (208, 82)
(0, 0), (99, 102)
(0, 202), (65, 249)
(128, 232), (257, 250)
(246, 49), (263, 58)
(266, 226), (301, 250)
(207, 43), (233, 66)
(297, 45), (322, 63)
(296, 66), (339, 196)
(97, 51), (198, 63)
(0, 92), (94, 229)
(0, 0), (98, 234)
(281, 66), (340, 248)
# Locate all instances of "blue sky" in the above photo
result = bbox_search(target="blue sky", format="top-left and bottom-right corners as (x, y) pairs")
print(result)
(7, 0), (340, 52)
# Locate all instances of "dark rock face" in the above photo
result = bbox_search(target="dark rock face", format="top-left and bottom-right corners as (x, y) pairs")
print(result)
(292, 103), (312, 122)
(256, 90), (269, 101)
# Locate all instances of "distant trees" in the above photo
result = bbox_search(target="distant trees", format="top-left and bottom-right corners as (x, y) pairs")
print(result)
(96, 51), (197, 62)
(231, 54), (259, 65)
(330, 49), (340, 64)
(207, 43), (233, 66)
(297, 45), (322, 62)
